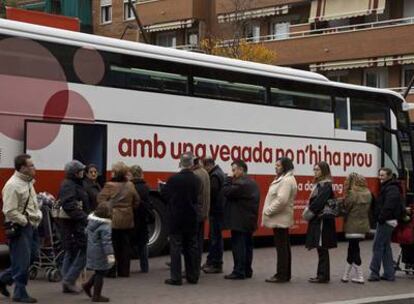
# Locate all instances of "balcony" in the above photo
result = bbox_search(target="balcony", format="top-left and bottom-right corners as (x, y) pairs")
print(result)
(216, 0), (305, 15)
(222, 17), (414, 66)
(137, 0), (208, 26)
(175, 44), (203, 52)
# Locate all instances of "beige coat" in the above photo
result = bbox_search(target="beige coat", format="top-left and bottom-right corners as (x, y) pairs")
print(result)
(262, 171), (297, 229)
(97, 181), (140, 230)
(193, 167), (210, 221)
(2, 171), (42, 227)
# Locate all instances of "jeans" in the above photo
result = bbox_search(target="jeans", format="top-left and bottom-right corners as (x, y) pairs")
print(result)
(231, 230), (253, 278)
(273, 228), (291, 281)
(0, 224), (35, 299)
(369, 223), (395, 280)
(206, 216), (224, 268)
(61, 248), (86, 285)
(347, 239), (362, 266)
(138, 244), (149, 273)
(169, 232), (199, 283)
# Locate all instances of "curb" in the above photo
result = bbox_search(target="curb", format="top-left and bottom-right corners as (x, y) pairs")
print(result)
(320, 293), (414, 304)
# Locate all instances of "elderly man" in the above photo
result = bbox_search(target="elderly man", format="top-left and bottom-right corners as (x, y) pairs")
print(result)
(0, 154), (42, 303)
(161, 152), (201, 286)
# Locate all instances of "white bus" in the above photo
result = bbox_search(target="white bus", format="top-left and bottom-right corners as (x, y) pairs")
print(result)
(0, 19), (413, 255)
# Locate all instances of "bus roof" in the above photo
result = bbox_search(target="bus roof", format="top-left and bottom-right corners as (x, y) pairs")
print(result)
(0, 19), (405, 105)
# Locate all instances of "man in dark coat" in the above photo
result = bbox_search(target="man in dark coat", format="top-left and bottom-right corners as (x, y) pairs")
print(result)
(223, 160), (260, 280)
(368, 168), (402, 282)
(161, 153), (201, 286)
(58, 160), (89, 293)
(201, 157), (225, 274)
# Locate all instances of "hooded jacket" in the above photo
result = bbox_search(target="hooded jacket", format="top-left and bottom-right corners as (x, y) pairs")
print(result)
(58, 171), (90, 250)
(373, 179), (403, 225)
(86, 213), (114, 271)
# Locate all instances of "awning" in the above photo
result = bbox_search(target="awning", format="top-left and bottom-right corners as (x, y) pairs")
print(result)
(397, 54), (414, 65)
(309, 0), (386, 23)
(144, 19), (195, 32)
(310, 54), (414, 72)
(218, 5), (289, 23)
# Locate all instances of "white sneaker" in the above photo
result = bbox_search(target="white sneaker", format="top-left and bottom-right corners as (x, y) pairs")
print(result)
(351, 264), (364, 284)
(341, 263), (353, 283)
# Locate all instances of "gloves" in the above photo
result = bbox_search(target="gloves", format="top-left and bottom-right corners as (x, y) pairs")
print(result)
(107, 254), (115, 266)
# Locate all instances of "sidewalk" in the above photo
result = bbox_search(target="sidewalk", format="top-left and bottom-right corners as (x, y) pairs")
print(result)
(1, 240), (414, 304)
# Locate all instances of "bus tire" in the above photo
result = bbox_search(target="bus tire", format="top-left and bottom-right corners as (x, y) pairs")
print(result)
(148, 194), (168, 257)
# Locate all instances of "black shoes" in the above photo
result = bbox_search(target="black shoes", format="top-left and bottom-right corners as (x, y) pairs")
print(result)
(0, 281), (10, 298)
(92, 295), (110, 302)
(224, 273), (245, 280)
(308, 277), (329, 283)
(164, 279), (182, 286)
(12, 297), (38, 303)
(62, 283), (82, 294)
(203, 265), (223, 274)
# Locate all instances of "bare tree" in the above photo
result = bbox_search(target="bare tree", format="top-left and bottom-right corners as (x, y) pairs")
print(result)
(201, 0), (277, 64)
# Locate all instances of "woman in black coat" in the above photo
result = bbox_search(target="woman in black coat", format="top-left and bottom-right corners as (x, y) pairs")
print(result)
(83, 164), (102, 212)
(130, 165), (153, 273)
(305, 161), (337, 283)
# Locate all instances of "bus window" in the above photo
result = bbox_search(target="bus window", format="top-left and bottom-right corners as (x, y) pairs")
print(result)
(193, 77), (265, 104)
(269, 87), (332, 112)
(350, 98), (389, 148)
(334, 97), (349, 129)
(109, 65), (188, 95)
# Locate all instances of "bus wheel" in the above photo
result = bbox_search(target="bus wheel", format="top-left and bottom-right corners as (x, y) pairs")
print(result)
(148, 195), (168, 257)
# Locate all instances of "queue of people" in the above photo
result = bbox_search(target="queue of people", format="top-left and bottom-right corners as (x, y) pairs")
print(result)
(0, 153), (411, 303)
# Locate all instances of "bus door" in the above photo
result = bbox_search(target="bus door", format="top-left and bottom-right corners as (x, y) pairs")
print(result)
(381, 126), (414, 200)
(24, 120), (107, 192)
(381, 126), (404, 175)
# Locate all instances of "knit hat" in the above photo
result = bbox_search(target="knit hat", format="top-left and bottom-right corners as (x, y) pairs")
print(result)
(64, 160), (86, 177)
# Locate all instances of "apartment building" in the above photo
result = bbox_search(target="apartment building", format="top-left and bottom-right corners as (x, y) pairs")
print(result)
(92, 0), (414, 115)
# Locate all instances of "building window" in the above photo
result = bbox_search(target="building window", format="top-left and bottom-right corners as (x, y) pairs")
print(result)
(364, 67), (388, 88)
(403, 65), (414, 87)
(404, 0), (414, 18)
(124, 0), (136, 21)
(271, 22), (289, 40)
(326, 70), (349, 83)
(187, 32), (198, 46)
(156, 32), (177, 48)
(244, 22), (260, 43)
(100, 0), (112, 24)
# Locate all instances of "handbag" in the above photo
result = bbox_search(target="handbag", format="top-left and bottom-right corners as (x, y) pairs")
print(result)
(321, 198), (340, 219)
(4, 186), (31, 239)
(51, 199), (83, 219)
(302, 207), (315, 221)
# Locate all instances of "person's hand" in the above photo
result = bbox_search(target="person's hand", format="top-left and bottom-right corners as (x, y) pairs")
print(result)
(107, 254), (115, 266)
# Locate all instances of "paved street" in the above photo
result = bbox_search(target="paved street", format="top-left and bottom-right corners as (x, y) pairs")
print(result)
(1, 240), (414, 304)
